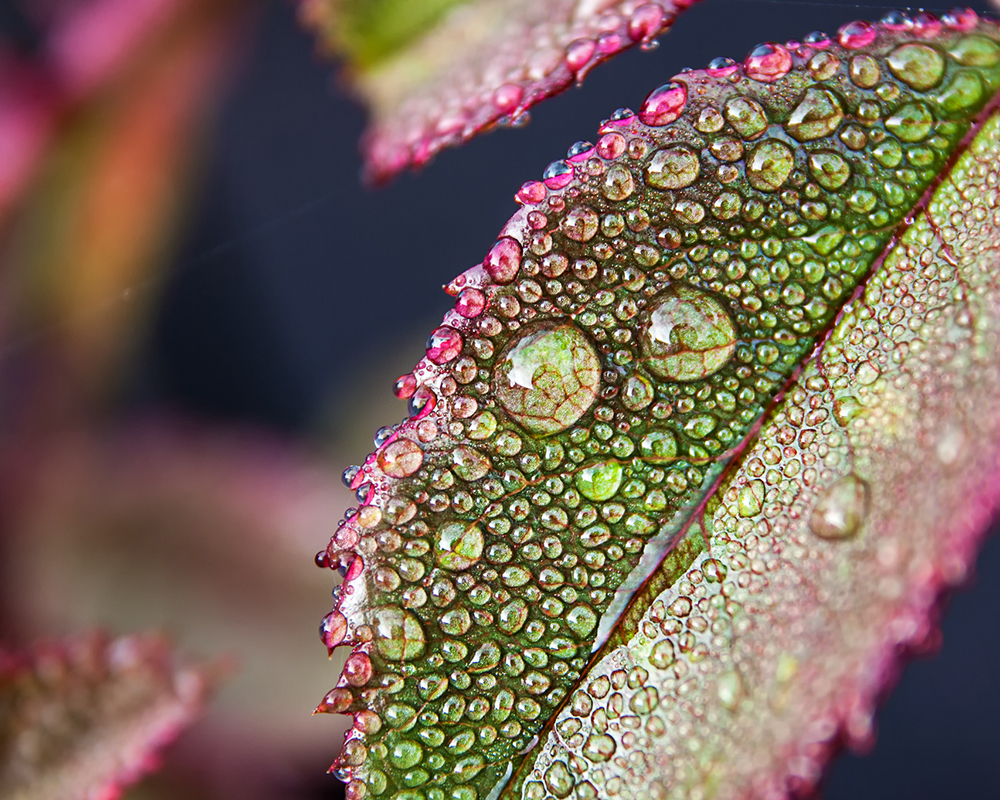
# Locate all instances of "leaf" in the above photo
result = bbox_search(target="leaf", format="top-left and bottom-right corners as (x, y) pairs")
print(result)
(0, 631), (213, 800)
(315, 10), (1000, 800)
(298, 0), (697, 183)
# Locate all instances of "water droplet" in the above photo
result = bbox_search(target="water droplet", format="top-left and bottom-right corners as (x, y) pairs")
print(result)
(602, 164), (635, 200)
(937, 69), (986, 115)
(566, 604), (598, 638)
(746, 139), (795, 191)
(807, 152), (851, 191)
(498, 598), (529, 633)
(565, 38), (596, 73)
(837, 20), (877, 49)
(493, 322), (601, 435)
(455, 287), (486, 318)
(628, 3), (665, 44)
(809, 473), (870, 540)
(575, 460), (623, 501)
(706, 56), (738, 77)
(640, 431), (677, 463)
(738, 479), (765, 516)
(849, 55), (880, 88)
(484, 237), (522, 284)
(343, 652), (373, 687)
(638, 82), (687, 126)
(622, 373), (654, 411)
(785, 88), (845, 142)
(646, 145), (700, 189)
(516, 180), (547, 204)
(886, 102), (934, 142)
(561, 204), (599, 241)
(388, 739), (423, 769)
(492, 82), (523, 113)
(723, 96), (768, 139)
(913, 12), (942, 39)
(583, 733), (617, 762)
(596, 132), (626, 159)
(880, 10), (912, 31)
(453, 446), (491, 481)
(948, 35), (1000, 67)
(435, 522), (485, 571)
(341, 465), (360, 488)
(372, 606), (426, 661)
(378, 438), (424, 478)
(544, 761), (574, 798)
(407, 386), (436, 419)
(744, 42), (792, 81)
(887, 43), (945, 90)
(943, 7), (978, 31)
(542, 159), (574, 189)
(426, 326), (462, 364)
(641, 286), (737, 381)
(649, 639), (675, 669)
(320, 611), (347, 651)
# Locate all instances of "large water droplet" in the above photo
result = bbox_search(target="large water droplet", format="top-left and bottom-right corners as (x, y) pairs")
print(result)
(809, 473), (870, 540)
(785, 88), (845, 142)
(484, 237), (522, 284)
(837, 20), (877, 49)
(641, 286), (737, 381)
(575, 460), (623, 501)
(372, 606), (426, 661)
(723, 96), (768, 139)
(638, 82), (687, 126)
(646, 145), (700, 189)
(493, 322), (601, 435)
(744, 42), (792, 81)
(886, 101), (934, 142)
(561, 205), (599, 241)
(435, 522), (485, 571)
(887, 43), (946, 90)
(377, 438), (424, 478)
(807, 152), (851, 190)
(746, 139), (795, 191)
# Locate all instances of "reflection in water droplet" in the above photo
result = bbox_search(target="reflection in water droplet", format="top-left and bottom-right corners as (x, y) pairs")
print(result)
(378, 438), (424, 478)
(435, 522), (485, 571)
(494, 322), (601, 435)
(809, 473), (870, 540)
(887, 43), (945, 90)
(575, 460), (623, 501)
(372, 606), (426, 661)
(641, 286), (737, 381)
(646, 145), (700, 189)
(746, 139), (795, 192)
(785, 88), (844, 142)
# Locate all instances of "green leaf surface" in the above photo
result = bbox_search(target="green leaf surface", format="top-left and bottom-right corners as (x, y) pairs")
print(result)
(315, 11), (1000, 800)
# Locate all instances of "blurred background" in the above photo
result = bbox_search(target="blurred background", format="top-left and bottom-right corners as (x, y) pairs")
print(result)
(0, 0), (998, 797)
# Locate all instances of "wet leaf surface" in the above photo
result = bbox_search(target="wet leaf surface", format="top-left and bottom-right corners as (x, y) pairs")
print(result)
(299, 0), (697, 183)
(312, 8), (1000, 799)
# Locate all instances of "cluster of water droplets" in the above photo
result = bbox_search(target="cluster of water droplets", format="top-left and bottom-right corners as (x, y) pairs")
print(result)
(316, 9), (1000, 800)
(360, 1), (686, 182)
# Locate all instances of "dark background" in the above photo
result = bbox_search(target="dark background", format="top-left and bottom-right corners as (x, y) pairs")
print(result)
(6, 0), (1000, 796)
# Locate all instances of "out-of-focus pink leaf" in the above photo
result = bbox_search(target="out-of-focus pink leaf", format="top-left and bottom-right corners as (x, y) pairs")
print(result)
(0, 631), (213, 800)
(299, 0), (698, 183)
(2, 419), (352, 798)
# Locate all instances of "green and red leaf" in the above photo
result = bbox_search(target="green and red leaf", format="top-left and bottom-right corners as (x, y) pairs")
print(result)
(315, 9), (1000, 799)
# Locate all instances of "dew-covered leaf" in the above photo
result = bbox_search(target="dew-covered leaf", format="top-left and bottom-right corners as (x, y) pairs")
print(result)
(315, 10), (1000, 799)
(0, 631), (213, 800)
(298, 0), (696, 183)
